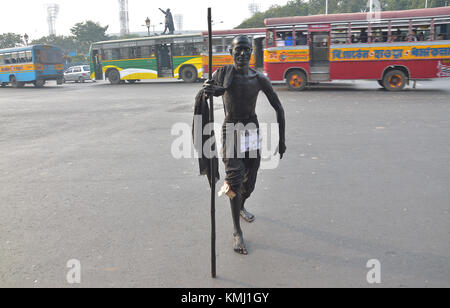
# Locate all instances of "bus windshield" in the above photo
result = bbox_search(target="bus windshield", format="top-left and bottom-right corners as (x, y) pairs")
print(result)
(36, 48), (63, 64)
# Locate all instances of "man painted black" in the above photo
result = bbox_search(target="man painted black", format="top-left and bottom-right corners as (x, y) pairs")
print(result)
(203, 35), (286, 255)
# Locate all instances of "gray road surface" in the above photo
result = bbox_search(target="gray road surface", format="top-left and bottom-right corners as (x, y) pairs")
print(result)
(0, 79), (449, 288)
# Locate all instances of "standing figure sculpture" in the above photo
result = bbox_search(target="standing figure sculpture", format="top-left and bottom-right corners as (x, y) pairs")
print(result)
(199, 35), (286, 255)
(159, 8), (175, 35)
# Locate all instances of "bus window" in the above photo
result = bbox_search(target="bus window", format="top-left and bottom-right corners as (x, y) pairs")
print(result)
(391, 27), (409, 42)
(112, 49), (121, 60)
(351, 28), (368, 43)
(371, 27), (388, 43)
(275, 31), (293, 47)
(103, 49), (112, 60)
(11, 53), (18, 64)
(136, 46), (154, 58)
(435, 24), (449, 40)
(0, 54), (3, 65)
(267, 30), (274, 47)
(120, 48), (133, 60)
(331, 28), (348, 45)
(4, 53), (12, 64)
(36, 48), (63, 64)
(295, 31), (307, 45)
(181, 43), (202, 56)
(411, 20), (431, 41)
(18, 51), (27, 63)
(172, 44), (186, 56)
(26, 50), (32, 62)
(225, 37), (234, 52)
(194, 42), (203, 55)
(212, 38), (223, 53)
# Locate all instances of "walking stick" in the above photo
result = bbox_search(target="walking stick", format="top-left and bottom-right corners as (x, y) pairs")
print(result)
(207, 7), (217, 279)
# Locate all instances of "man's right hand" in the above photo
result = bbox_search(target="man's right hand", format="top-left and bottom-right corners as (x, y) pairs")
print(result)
(203, 79), (216, 96)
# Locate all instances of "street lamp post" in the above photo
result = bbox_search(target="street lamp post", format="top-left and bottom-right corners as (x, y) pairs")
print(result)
(145, 17), (151, 36)
(24, 33), (29, 46)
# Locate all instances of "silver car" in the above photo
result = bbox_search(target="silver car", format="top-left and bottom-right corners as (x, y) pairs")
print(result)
(63, 66), (92, 83)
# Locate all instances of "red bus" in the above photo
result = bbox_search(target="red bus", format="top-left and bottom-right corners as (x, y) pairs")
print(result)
(201, 28), (266, 78)
(264, 7), (450, 91)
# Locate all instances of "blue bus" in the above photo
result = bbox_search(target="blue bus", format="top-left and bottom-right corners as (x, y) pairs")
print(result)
(0, 45), (64, 88)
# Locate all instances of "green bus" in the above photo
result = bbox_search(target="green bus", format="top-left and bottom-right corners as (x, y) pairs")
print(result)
(89, 33), (204, 84)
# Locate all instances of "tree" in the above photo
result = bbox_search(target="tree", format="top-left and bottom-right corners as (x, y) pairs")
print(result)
(70, 21), (109, 54)
(0, 33), (23, 49)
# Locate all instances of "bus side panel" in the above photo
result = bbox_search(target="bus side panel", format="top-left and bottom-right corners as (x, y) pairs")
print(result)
(15, 71), (37, 82)
(101, 58), (159, 80)
(265, 62), (310, 81)
(173, 56), (202, 78)
(202, 54), (257, 78)
(330, 59), (448, 80)
(9, 64), (37, 82)
(0, 68), (10, 83)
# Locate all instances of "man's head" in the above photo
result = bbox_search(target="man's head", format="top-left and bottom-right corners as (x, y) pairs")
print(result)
(229, 35), (252, 68)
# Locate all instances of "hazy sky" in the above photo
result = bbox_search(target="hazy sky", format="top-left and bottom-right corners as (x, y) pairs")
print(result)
(1, 0), (289, 40)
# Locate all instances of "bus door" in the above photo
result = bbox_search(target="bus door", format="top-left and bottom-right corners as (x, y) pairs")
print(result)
(308, 24), (331, 81)
(92, 49), (103, 80)
(156, 44), (173, 77)
(254, 37), (265, 71)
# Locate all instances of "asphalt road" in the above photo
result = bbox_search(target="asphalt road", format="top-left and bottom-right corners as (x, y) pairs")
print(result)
(0, 79), (449, 288)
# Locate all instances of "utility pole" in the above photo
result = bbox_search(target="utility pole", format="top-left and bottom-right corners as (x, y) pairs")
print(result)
(325, 0), (328, 14)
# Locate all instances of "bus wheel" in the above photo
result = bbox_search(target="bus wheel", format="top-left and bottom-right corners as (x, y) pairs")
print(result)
(383, 70), (407, 92)
(107, 69), (121, 85)
(181, 66), (198, 83)
(34, 80), (46, 88)
(10, 76), (24, 88)
(287, 71), (307, 91)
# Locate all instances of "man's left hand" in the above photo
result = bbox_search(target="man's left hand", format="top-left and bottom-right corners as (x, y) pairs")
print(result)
(279, 142), (286, 159)
(275, 142), (286, 159)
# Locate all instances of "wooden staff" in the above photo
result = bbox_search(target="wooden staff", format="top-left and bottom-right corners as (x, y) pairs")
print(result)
(207, 7), (216, 279)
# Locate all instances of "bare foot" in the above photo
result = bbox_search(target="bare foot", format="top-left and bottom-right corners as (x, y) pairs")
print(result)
(233, 233), (248, 255)
(240, 208), (255, 223)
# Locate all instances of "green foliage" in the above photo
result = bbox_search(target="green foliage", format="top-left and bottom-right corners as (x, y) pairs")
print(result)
(0, 33), (23, 49)
(237, 0), (449, 28)
(70, 21), (109, 54)
(71, 55), (87, 63)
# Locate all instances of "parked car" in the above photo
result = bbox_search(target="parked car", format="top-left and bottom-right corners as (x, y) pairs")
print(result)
(63, 66), (92, 83)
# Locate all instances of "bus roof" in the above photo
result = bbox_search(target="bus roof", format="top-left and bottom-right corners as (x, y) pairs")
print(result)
(201, 28), (266, 37)
(265, 7), (450, 27)
(0, 45), (60, 53)
(92, 33), (203, 46)
(0, 46), (33, 53)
